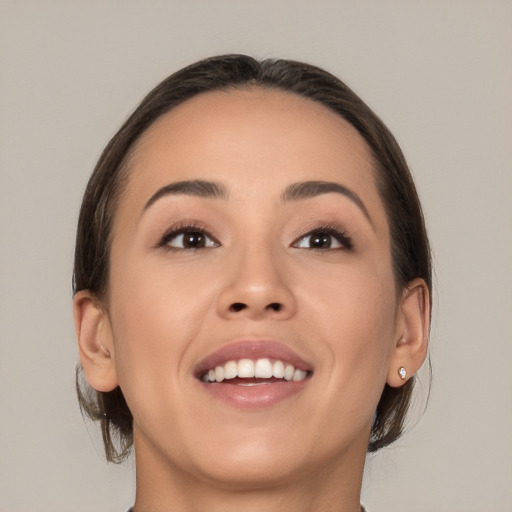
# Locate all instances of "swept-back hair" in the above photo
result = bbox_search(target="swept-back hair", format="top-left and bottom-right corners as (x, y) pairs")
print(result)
(74, 54), (432, 462)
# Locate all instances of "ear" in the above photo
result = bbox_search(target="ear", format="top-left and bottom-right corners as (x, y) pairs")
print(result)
(387, 278), (430, 388)
(73, 290), (119, 392)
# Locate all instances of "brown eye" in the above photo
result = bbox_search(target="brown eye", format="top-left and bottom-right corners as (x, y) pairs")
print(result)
(182, 232), (206, 248)
(296, 232), (339, 249)
(309, 233), (332, 249)
(165, 230), (219, 250)
(293, 227), (353, 251)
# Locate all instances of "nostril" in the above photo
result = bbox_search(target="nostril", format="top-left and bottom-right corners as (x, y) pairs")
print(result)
(227, 302), (284, 314)
(230, 302), (247, 312)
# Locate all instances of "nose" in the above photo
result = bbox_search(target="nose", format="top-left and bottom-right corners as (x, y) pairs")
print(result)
(216, 246), (297, 321)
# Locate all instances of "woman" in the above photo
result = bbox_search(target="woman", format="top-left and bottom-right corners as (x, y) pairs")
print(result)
(73, 54), (431, 512)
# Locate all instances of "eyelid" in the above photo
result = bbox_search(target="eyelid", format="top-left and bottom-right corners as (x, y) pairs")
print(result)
(291, 224), (354, 250)
(157, 222), (221, 250)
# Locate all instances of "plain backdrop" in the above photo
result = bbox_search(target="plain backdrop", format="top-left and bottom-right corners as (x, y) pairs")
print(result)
(1, 1), (511, 511)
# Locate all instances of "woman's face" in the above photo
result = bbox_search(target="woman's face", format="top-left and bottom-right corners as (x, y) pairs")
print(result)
(100, 89), (404, 483)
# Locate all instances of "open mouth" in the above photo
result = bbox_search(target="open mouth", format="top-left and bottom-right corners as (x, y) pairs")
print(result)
(199, 358), (311, 384)
(194, 339), (313, 407)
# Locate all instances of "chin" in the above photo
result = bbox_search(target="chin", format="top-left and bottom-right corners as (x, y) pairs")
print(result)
(168, 427), (314, 488)
(193, 449), (307, 489)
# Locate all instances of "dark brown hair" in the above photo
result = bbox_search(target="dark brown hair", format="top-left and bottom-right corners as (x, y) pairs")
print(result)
(74, 54), (432, 462)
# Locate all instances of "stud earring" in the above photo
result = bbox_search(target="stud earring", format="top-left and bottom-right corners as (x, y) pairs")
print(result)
(398, 367), (407, 380)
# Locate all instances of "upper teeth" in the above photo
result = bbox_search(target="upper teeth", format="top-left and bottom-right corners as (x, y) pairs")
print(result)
(203, 358), (308, 383)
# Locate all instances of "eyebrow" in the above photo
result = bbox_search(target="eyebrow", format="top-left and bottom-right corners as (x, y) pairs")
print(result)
(142, 178), (373, 227)
(281, 180), (373, 225)
(143, 180), (228, 211)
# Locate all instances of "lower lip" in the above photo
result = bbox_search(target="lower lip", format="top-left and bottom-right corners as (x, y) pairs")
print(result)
(198, 378), (310, 409)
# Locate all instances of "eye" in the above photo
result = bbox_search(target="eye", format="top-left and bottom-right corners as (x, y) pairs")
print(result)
(293, 227), (353, 251)
(160, 226), (220, 251)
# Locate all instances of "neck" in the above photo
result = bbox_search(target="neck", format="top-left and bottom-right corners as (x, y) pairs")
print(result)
(132, 430), (367, 512)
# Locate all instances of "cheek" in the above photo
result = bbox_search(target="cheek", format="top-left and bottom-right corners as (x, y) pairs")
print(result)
(104, 263), (202, 427)
(106, 249), (225, 378)
(301, 261), (398, 379)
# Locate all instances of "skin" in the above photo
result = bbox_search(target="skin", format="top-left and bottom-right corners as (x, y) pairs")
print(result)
(75, 88), (429, 512)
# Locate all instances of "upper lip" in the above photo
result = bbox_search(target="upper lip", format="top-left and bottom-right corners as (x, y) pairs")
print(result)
(193, 338), (313, 378)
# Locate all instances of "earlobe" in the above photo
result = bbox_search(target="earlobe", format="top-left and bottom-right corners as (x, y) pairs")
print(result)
(73, 290), (119, 392)
(387, 278), (430, 388)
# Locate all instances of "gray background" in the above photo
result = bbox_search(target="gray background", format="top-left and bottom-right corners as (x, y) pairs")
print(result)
(1, 1), (511, 511)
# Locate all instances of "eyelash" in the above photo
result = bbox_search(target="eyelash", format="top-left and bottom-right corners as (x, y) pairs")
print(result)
(157, 223), (354, 252)
(158, 223), (219, 252)
(293, 224), (354, 251)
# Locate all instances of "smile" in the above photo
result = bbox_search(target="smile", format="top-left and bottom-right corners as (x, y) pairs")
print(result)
(201, 358), (310, 383)
(195, 339), (313, 408)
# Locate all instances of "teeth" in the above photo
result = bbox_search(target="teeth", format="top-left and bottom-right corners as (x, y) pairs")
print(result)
(273, 360), (285, 378)
(224, 360), (238, 379)
(238, 359), (255, 378)
(284, 364), (295, 381)
(202, 358), (309, 384)
(255, 358), (273, 378)
(215, 366), (225, 383)
(293, 369), (308, 381)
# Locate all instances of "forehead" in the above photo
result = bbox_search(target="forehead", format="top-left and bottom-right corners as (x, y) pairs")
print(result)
(119, 87), (382, 220)
(134, 87), (371, 166)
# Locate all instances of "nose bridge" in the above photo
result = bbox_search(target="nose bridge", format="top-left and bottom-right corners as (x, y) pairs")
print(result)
(217, 237), (296, 320)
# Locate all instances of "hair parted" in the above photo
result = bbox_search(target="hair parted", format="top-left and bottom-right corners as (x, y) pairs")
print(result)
(73, 54), (432, 462)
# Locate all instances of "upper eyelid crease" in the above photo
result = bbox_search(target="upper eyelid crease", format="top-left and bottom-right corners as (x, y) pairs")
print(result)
(294, 226), (354, 250)
(157, 223), (219, 246)
(281, 181), (374, 229)
(158, 223), (353, 248)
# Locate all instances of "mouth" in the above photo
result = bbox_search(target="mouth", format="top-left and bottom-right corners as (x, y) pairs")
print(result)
(194, 339), (313, 408)
(199, 358), (310, 384)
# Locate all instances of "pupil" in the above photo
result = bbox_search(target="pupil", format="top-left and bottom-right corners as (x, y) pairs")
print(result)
(311, 233), (331, 248)
(184, 232), (204, 248)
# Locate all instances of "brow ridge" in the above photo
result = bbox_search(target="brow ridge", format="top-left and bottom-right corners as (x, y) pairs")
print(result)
(142, 179), (372, 227)
(281, 180), (372, 224)
(143, 180), (227, 211)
